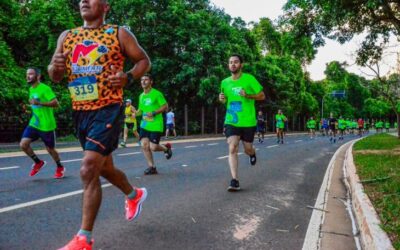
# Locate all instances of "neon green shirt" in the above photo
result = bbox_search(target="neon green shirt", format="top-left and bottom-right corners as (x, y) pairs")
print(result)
(221, 73), (263, 127)
(307, 119), (316, 129)
(385, 122), (390, 129)
(28, 83), (57, 132)
(275, 114), (287, 129)
(338, 119), (346, 130)
(138, 88), (167, 132)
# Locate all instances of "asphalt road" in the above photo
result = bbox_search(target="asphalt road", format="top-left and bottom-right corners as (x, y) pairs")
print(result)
(0, 133), (359, 250)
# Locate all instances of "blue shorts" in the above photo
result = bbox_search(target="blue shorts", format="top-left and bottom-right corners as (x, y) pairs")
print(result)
(256, 124), (266, 133)
(73, 104), (123, 156)
(166, 123), (174, 130)
(22, 126), (56, 148)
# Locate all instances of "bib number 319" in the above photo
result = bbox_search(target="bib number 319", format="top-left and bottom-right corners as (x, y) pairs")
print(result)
(68, 76), (99, 102)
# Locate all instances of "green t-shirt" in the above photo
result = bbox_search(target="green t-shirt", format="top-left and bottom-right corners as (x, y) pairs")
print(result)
(275, 114), (287, 129)
(220, 73), (263, 127)
(138, 88), (167, 132)
(307, 119), (316, 129)
(338, 119), (346, 129)
(385, 122), (390, 128)
(28, 83), (57, 131)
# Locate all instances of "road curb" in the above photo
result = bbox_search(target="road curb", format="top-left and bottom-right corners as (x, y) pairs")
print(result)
(302, 140), (355, 250)
(344, 140), (394, 250)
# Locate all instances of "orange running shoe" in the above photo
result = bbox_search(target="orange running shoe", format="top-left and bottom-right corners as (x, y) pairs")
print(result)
(29, 160), (46, 176)
(125, 187), (148, 221)
(58, 235), (93, 250)
(54, 166), (65, 179)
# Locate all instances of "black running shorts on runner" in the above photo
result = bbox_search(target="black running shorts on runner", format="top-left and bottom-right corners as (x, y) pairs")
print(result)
(139, 129), (162, 144)
(224, 125), (256, 143)
(73, 103), (123, 156)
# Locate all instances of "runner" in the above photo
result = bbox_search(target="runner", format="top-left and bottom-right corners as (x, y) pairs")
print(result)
(357, 118), (364, 137)
(364, 119), (370, 134)
(165, 107), (177, 139)
(20, 67), (65, 179)
(385, 120), (390, 132)
(137, 74), (172, 175)
(219, 54), (265, 191)
(338, 116), (346, 140)
(376, 120), (383, 133)
(275, 109), (287, 144)
(120, 99), (140, 147)
(306, 116), (316, 139)
(321, 118), (329, 136)
(256, 110), (267, 143)
(48, 0), (150, 248)
(328, 113), (338, 143)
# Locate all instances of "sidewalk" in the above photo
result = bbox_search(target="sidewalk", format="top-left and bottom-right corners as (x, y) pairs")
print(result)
(304, 137), (395, 250)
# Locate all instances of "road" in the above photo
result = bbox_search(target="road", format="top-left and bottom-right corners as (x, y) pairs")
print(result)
(0, 133), (358, 250)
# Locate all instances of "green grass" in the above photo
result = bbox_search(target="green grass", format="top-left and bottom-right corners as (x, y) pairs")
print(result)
(354, 134), (400, 249)
(56, 134), (78, 142)
(354, 133), (399, 151)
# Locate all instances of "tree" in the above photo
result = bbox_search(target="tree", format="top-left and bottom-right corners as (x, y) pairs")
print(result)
(283, 0), (399, 65)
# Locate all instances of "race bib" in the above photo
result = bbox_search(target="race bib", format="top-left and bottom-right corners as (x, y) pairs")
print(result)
(68, 76), (99, 102)
(143, 114), (154, 122)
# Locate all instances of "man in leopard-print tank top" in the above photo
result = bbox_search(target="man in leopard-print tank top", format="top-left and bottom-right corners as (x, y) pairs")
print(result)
(48, 0), (151, 249)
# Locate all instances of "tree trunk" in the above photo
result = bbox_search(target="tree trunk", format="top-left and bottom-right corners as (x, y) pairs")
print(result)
(397, 112), (400, 139)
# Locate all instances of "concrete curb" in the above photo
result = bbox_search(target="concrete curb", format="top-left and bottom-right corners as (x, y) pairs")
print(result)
(302, 140), (355, 250)
(344, 140), (394, 250)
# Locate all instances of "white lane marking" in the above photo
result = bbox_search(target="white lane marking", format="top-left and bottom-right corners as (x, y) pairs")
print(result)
(184, 146), (198, 148)
(0, 166), (20, 171)
(267, 145), (278, 148)
(117, 152), (141, 156)
(0, 183), (112, 214)
(295, 140), (303, 143)
(256, 148), (259, 151)
(217, 152), (243, 159)
(265, 205), (280, 211)
(61, 158), (82, 163)
(182, 164), (188, 167)
(207, 143), (219, 146)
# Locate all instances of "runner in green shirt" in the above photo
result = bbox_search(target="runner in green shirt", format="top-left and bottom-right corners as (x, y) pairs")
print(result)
(306, 116), (317, 139)
(275, 110), (287, 144)
(385, 121), (390, 132)
(338, 116), (346, 140)
(20, 68), (65, 179)
(219, 54), (265, 191)
(137, 74), (172, 175)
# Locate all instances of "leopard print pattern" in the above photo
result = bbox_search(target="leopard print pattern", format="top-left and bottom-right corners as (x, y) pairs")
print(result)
(63, 24), (125, 111)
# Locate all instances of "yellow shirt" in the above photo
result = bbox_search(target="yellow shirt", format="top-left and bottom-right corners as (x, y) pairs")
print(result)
(124, 106), (136, 123)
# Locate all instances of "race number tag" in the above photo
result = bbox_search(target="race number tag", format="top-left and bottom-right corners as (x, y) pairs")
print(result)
(68, 76), (99, 102)
(143, 114), (154, 122)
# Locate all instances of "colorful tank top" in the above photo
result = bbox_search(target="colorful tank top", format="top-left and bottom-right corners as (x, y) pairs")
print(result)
(124, 106), (136, 123)
(63, 24), (125, 110)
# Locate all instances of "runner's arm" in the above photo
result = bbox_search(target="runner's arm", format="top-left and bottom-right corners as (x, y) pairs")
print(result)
(242, 90), (265, 101)
(48, 30), (69, 83)
(119, 27), (151, 80)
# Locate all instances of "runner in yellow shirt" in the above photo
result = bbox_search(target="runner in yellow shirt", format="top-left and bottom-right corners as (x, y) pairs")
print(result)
(120, 99), (140, 147)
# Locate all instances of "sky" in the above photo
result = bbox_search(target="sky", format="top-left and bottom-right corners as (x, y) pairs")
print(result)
(210, 0), (398, 81)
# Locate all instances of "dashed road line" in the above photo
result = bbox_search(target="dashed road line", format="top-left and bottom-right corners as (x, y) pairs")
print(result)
(0, 166), (20, 171)
(184, 146), (198, 149)
(267, 145), (278, 149)
(117, 152), (141, 156)
(61, 158), (82, 163)
(217, 152), (243, 159)
(207, 143), (219, 146)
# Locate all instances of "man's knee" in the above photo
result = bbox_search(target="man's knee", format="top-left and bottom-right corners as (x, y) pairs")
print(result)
(229, 144), (239, 154)
(80, 156), (101, 180)
(20, 140), (30, 151)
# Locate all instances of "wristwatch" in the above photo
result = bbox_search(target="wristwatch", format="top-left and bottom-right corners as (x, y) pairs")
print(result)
(126, 72), (133, 83)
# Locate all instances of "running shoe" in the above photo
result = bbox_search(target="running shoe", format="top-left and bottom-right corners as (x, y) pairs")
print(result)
(227, 179), (240, 192)
(54, 166), (65, 179)
(120, 141), (126, 148)
(249, 154), (257, 166)
(29, 160), (46, 177)
(125, 187), (148, 221)
(277, 139), (280, 144)
(58, 235), (93, 250)
(164, 143), (172, 159)
(144, 167), (158, 175)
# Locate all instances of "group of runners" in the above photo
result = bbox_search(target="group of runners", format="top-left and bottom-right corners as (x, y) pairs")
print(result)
(15, 1), (396, 249)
